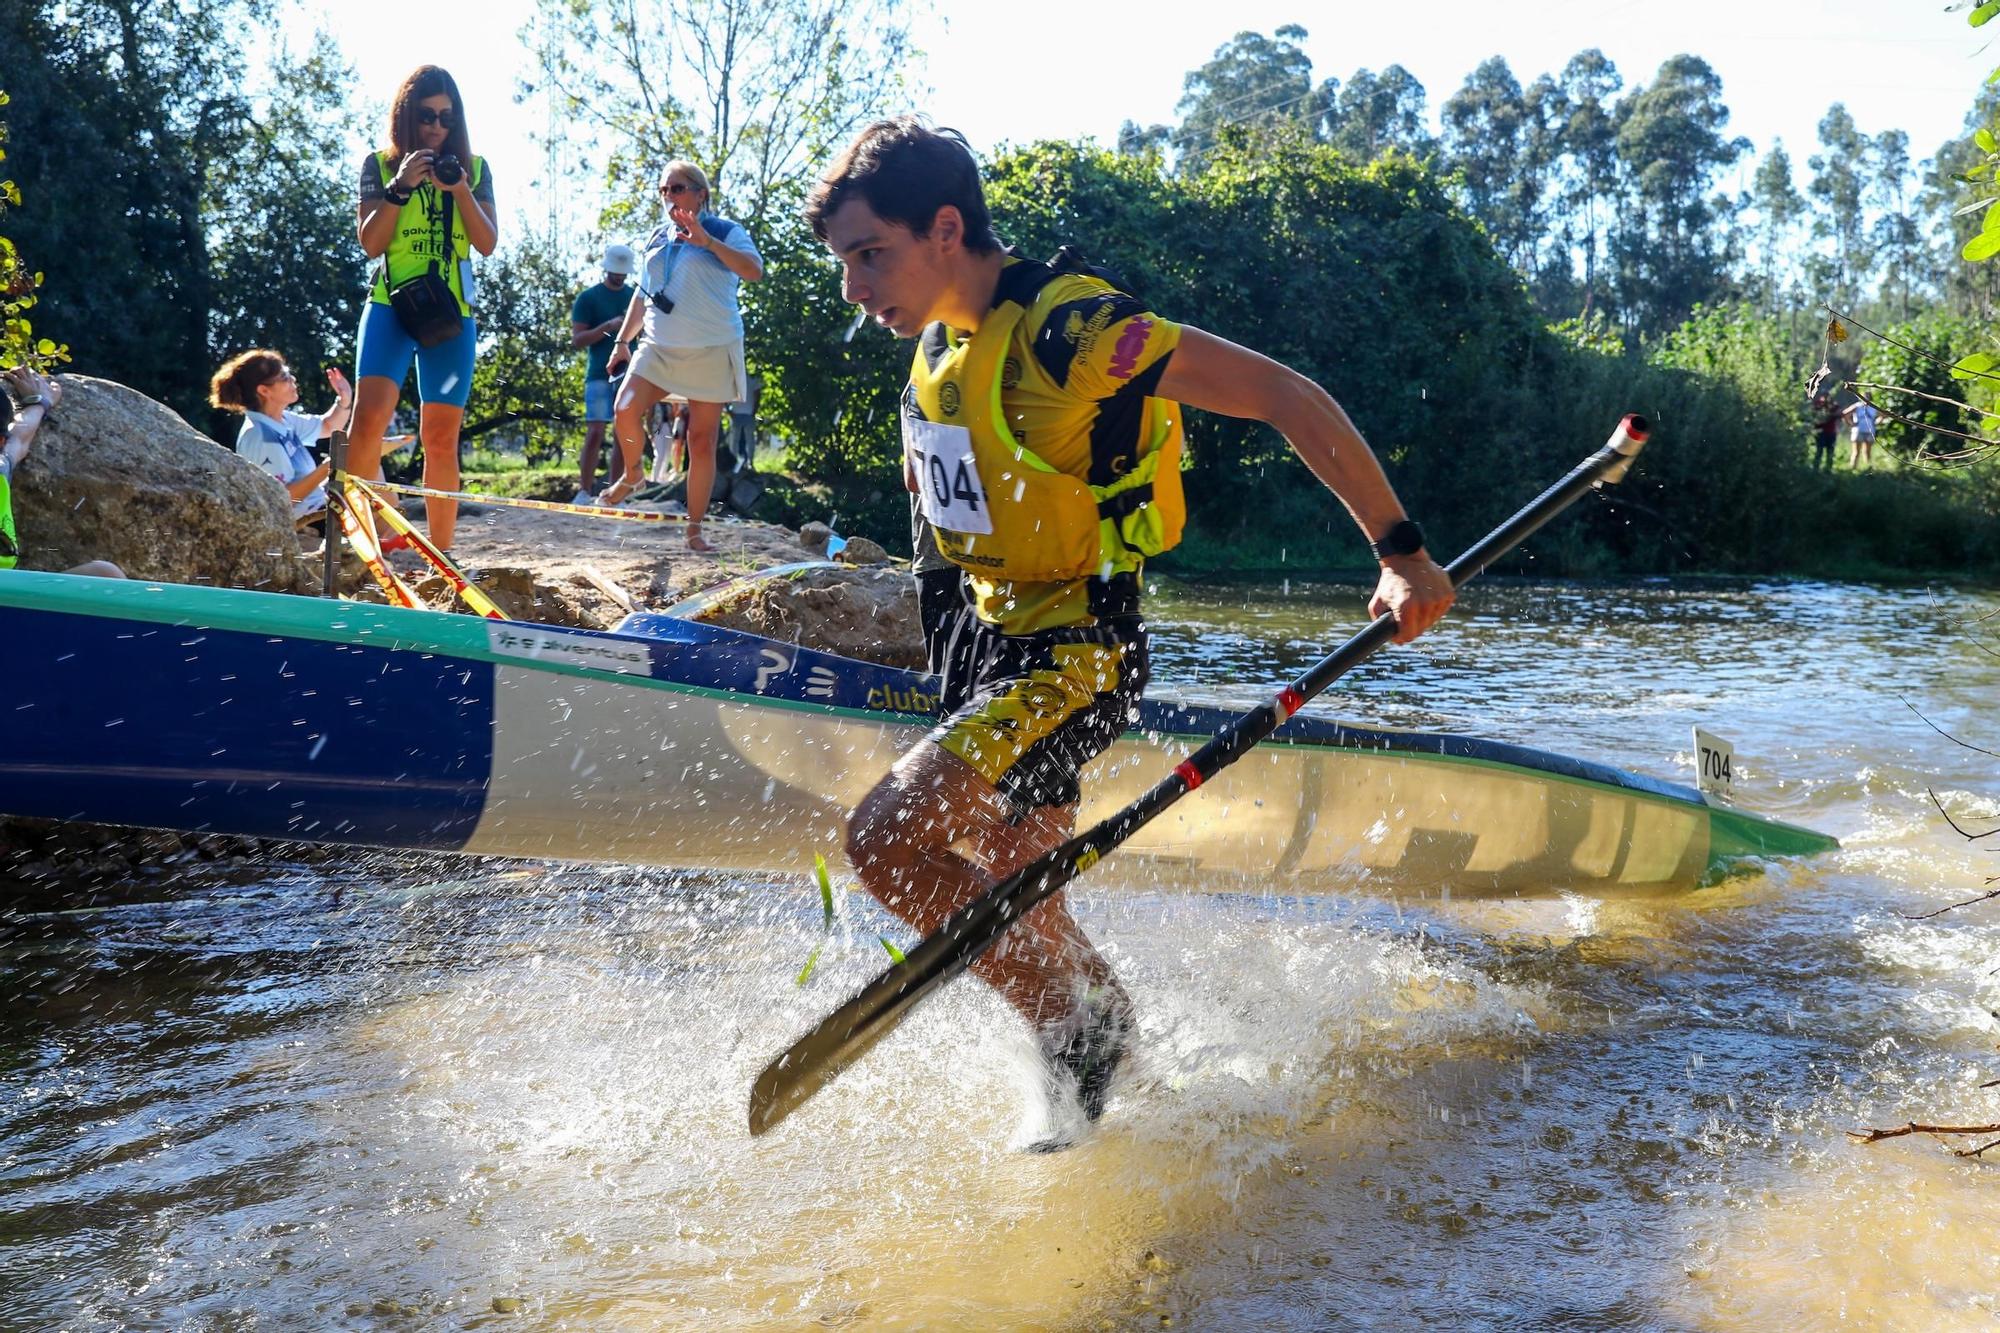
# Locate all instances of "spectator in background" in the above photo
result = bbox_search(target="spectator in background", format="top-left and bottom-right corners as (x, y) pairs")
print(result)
(1845, 398), (1878, 469)
(346, 65), (498, 551)
(208, 350), (354, 521)
(570, 242), (636, 503)
(1, 367), (124, 578)
(1810, 394), (1841, 472)
(604, 160), (764, 551)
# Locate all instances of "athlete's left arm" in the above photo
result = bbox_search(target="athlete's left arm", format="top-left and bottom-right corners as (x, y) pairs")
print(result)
(1154, 326), (1454, 644)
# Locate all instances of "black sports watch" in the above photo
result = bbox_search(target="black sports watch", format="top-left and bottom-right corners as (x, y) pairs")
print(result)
(383, 185), (413, 207)
(1369, 518), (1427, 561)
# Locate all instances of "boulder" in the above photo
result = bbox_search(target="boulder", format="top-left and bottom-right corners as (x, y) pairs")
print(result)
(836, 535), (890, 565)
(692, 565), (925, 669)
(797, 521), (833, 556)
(10, 375), (310, 592)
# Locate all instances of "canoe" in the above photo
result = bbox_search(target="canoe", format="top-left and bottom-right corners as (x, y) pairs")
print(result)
(0, 570), (1836, 894)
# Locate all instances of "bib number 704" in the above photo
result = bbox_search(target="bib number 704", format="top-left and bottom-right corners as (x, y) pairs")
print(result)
(903, 416), (993, 534)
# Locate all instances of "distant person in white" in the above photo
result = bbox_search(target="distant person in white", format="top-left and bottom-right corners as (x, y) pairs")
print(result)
(1844, 399), (1878, 470)
(603, 160), (764, 551)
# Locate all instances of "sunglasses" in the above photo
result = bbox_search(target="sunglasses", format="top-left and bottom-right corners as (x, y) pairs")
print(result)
(661, 181), (697, 195)
(415, 107), (457, 130)
(265, 368), (297, 385)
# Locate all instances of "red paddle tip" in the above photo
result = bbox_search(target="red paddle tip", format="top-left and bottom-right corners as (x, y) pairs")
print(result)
(1619, 413), (1651, 443)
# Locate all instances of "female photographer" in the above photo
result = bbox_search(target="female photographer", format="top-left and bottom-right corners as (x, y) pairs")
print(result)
(209, 350), (353, 521)
(346, 65), (497, 550)
(604, 160), (763, 552)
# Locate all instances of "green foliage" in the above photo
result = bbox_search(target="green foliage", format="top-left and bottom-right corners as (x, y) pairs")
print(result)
(466, 232), (588, 465)
(5, 1), (364, 429)
(0, 87), (66, 371)
(1858, 313), (1980, 458)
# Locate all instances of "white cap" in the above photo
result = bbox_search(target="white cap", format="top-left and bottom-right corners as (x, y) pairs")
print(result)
(602, 243), (637, 275)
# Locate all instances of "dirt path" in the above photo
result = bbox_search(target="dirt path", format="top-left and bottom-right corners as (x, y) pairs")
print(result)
(384, 496), (823, 628)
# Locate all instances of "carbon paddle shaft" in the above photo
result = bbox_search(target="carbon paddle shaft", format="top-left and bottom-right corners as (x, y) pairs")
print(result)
(747, 415), (1652, 1137)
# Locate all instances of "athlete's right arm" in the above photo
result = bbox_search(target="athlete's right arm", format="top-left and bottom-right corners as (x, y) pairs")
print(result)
(1155, 327), (1454, 644)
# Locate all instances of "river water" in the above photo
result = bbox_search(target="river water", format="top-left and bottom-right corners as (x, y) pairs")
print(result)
(3, 577), (1998, 1330)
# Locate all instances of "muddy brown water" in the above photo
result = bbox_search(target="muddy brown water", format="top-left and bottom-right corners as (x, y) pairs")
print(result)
(3, 577), (1997, 1330)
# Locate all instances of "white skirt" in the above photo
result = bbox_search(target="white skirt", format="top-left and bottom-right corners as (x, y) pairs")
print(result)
(629, 339), (747, 405)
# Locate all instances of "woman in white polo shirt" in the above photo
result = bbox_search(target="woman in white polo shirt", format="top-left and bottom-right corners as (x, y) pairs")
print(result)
(604, 160), (763, 551)
(209, 349), (353, 521)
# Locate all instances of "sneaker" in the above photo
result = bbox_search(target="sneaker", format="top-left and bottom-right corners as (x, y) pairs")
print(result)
(1019, 987), (1133, 1153)
(572, 489), (597, 506)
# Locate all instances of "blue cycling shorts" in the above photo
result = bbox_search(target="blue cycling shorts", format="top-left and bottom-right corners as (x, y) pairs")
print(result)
(355, 301), (477, 408)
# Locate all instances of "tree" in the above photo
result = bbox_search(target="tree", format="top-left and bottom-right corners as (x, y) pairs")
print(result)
(2, 0), (369, 434)
(1172, 26), (1331, 167)
(205, 33), (369, 434)
(1808, 104), (1871, 307)
(1748, 141), (1805, 314)
(1323, 66), (1432, 161)
(1609, 55), (1749, 335)
(1554, 50), (1624, 317)
(1869, 128), (1924, 320)
(1924, 81), (2000, 323)
(521, 0), (923, 235)
(1441, 57), (1532, 265)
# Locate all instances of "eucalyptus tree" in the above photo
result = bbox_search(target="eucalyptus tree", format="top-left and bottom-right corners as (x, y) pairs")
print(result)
(1868, 128), (1924, 320)
(1441, 57), (1533, 266)
(1808, 103), (1871, 307)
(1748, 141), (1806, 315)
(1323, 65), (1433, 161)
(1554, 49), (1623, 315)
(1609, 54), (1749, 335)
(1171, 26), (1333, 168)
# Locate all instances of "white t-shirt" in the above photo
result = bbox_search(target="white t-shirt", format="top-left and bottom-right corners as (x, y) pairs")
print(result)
(236, 411), (328, 518)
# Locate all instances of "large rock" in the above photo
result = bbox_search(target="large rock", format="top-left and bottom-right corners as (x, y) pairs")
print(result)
(10, 375), (310, 592)
(693, 565), (925, 669)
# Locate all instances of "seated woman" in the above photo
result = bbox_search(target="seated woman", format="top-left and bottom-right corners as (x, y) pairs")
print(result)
(209, 351), (354, 521)
(1, 367), (124, 577)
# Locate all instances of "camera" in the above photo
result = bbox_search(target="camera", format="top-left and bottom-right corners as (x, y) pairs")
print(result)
(650, 291), (675, 316)
(431, 154), (464, 187)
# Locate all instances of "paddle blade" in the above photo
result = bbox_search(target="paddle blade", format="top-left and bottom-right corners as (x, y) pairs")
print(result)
(749, 856), (1065, 1137)
(748, 915), (965, 1135)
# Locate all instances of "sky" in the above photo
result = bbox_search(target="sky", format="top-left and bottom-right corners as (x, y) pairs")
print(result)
(292, 0), (1991, 257)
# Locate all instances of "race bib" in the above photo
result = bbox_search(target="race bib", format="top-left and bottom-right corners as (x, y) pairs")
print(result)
(903, 416), (992, 534)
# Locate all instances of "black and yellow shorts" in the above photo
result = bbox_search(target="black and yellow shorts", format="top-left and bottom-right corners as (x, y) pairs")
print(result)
(929, 617), (1149, 815)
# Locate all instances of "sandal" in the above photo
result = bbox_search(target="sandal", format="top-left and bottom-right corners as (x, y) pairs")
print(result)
(685, 524), (716, 554)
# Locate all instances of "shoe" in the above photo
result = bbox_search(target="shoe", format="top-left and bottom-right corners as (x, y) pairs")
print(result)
(1020, 987), (1133, 1153)
(572, 489), (596, 505)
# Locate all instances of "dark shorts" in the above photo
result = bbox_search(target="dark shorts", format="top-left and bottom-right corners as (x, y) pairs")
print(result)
(929, 616), (1149, 815)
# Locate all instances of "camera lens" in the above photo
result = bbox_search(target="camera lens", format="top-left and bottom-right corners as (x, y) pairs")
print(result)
(432, 154), (463, 186)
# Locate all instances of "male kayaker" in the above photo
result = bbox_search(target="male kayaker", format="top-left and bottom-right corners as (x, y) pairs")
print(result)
(805, 118), (1454, 1148)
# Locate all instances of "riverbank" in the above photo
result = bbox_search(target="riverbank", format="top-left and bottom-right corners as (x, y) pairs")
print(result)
(385, 491), (825, 626)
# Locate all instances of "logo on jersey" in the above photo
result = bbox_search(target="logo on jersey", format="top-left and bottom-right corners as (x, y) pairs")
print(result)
(1107, 316), (1155, 381)
(939, 381), (962, 417)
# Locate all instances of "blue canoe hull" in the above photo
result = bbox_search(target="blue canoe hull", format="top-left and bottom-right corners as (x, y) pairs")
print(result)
(0, 571), (1836, 893)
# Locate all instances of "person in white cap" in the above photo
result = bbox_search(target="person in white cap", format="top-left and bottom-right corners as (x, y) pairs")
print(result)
(569, 242), (638, 502)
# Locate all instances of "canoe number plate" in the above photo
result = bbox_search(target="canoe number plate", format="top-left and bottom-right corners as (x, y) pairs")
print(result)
(1693, 726), (1735, 804)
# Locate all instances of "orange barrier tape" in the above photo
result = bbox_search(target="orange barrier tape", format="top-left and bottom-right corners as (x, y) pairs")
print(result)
(359, 478), (682, 523)
(334, 483), (421, 609)
(355, 482), (507, 621)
